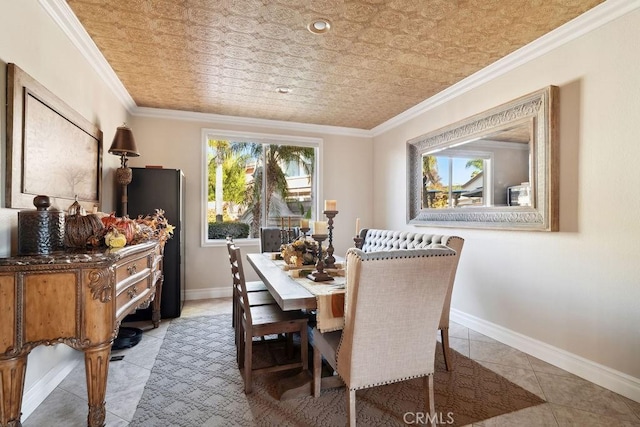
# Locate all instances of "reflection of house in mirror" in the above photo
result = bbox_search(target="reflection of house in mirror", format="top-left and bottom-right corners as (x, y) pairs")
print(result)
(432, 128), (531, 208)
(458, 172), (484, 207)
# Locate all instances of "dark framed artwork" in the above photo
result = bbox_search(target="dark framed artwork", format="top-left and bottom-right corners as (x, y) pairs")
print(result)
(6, 63), (102, 211)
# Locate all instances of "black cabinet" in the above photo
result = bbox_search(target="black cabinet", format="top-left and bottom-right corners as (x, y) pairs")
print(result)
(125, 167), (185, 319)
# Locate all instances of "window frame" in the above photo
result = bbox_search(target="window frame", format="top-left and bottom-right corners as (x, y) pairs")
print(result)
(423, 149), (494, 208)
(200, 128), (322, 247)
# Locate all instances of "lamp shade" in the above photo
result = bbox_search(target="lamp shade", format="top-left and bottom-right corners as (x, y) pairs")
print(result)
(109, 125), (140, 157)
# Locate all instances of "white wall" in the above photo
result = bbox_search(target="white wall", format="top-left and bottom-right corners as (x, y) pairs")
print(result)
(372, 8), (640, 397)
(0, 0), (129, 417)
(127, 115), (373, 297)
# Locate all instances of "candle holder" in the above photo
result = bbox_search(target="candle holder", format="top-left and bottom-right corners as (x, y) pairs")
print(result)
(300, 227), (310, 238)
(307, 234), (334, 282)
(353, 236), (364, 249)
(323, 210), (338, 268)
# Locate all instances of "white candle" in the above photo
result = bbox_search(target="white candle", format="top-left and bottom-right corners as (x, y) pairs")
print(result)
(355, 217), (360, 236)
(324, 200), (337, 211)
(314, 221), (328, 235)
(300, 219), (309, 228)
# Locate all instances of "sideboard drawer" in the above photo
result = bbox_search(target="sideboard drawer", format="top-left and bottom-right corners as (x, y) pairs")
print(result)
(113, 246), (161, 320)
(115, 280), (151, 319)
(115, 253), (151, 285)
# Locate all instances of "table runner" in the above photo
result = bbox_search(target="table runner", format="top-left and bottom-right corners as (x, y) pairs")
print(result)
(272, 259), (346, 332)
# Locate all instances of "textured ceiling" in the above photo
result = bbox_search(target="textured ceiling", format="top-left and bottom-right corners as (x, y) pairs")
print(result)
(67, 0), (604, 130)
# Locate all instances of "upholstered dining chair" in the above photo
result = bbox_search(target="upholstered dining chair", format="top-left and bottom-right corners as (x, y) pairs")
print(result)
(225, 239), (271, 333)
(259, 227), (283, 253)
(260, 226), (301, 252)
(311, 247), (457, 426)
(228, 244), (309, 394)
(356, 229), (464, 371)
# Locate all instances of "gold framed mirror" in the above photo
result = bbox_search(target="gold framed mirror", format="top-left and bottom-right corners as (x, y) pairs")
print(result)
(407, 86), (558, 231)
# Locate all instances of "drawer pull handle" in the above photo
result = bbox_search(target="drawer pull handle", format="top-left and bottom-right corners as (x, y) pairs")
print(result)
(127, 265), (137, 275)
(127, 286), (138, 299)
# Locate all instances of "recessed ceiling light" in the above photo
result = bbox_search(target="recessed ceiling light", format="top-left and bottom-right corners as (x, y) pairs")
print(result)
(307, 18), (331, 35)
(276, 87), (291, 94)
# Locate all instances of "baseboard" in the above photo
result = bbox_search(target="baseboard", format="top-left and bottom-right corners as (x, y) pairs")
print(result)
(450, 309), (640, 403)
(21, 356), (82, 421)
(185, 287), (232, 301)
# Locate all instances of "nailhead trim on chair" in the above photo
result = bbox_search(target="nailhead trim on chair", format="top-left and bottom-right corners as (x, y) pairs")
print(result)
(347, 373), (430, 391)
(348, 247), (455, 261)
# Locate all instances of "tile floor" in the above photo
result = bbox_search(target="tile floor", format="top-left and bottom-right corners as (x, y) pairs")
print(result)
(23, 298), (640, 426)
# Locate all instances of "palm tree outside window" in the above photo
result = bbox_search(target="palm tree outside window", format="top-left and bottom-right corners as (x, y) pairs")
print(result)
(204, 131), (318, 241)
(422, 154), (489, 208)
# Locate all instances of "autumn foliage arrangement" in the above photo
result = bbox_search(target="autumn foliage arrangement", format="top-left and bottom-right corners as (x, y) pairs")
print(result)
(280, 238), (317, 267)
(97, 209), (175, 248)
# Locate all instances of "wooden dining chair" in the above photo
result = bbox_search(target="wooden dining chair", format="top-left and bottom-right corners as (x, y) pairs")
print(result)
(225, 239), (271, 331)
(229, 244), (309, 394)
(311, 247), (457, 426)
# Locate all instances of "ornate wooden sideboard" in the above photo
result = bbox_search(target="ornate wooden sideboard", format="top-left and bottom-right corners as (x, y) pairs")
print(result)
(0, 241), (163, 427)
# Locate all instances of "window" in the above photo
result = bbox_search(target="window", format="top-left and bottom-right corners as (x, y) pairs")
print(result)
(422, 151), (492, 208)
(202, 130), (320, 244)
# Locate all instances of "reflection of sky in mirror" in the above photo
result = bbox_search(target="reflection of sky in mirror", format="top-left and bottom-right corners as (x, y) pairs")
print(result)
(436, 157), (477, 186)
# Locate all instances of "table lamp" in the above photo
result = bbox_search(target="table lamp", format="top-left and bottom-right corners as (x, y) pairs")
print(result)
(108, 124), (139, 217)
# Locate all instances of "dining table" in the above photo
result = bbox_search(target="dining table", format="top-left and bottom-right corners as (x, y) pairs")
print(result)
(245, 252), (347, 398)
(246, 252), (346, 333)
(246, 252), (317, 310)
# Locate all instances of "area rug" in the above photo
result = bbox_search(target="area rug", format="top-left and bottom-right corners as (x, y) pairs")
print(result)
(130, 315), (545, 426)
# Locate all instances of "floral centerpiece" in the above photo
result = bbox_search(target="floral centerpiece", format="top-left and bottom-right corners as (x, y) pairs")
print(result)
(280, 238), (317, 267)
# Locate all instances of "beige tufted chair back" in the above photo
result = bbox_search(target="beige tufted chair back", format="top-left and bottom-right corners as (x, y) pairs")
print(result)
(312, 247), (457, 425)
(358, 229), (464, 370)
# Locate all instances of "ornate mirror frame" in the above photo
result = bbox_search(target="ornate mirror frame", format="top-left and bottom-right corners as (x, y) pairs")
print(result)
(407, 85), (559, 231)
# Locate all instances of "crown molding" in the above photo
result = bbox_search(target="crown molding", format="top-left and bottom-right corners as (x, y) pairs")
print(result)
(132, 107), (371, 137)
(39, 0), (369, 137)
(38, 0), (136, 111)
(371, 0), (640, 136)
(41, 0), (638, 138)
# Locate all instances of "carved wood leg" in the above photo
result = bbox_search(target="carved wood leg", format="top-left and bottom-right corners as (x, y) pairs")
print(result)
(83, 344), (111, 427)
(151, 276), (164, 328)
(0, 354), (28, 427)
